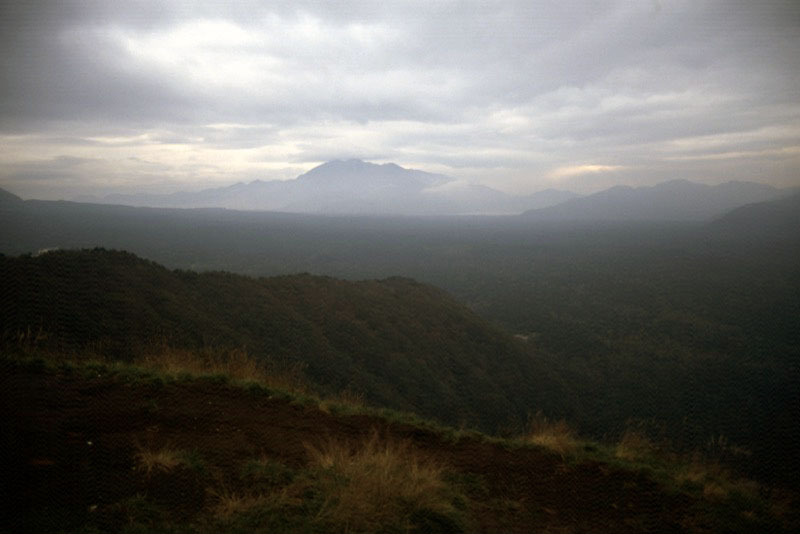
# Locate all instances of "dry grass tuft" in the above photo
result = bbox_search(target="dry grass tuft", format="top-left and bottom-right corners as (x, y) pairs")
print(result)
(133, 445), (183, 475)
(136, 346), (260, 381)
(674, 455), (760, 502)
(208, 488), (273, 518)
(318, 388), (366, 413)
(305, 430), (459, 532)
(525, 411), (577, 458)
(135, 344), (310, 394)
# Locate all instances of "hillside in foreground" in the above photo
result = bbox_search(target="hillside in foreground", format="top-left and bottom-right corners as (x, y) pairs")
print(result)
(3, 355), (794, 533)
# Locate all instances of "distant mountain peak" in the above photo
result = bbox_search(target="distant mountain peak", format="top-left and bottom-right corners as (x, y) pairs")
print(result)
(296, 159), (451, 191)
(300, 159), (373, 178)
(68, 160), (578, 215)
(316, 158), (371, 169)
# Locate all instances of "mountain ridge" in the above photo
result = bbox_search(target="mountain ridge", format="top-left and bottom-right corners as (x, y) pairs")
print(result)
(709, 190), (800, 238)
(75, 160), (578, 215)
(522, 179), (786, 221)
(68, 162), (793, 220)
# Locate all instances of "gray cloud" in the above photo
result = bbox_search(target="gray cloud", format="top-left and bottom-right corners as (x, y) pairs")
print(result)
(1, 0), (799, 199)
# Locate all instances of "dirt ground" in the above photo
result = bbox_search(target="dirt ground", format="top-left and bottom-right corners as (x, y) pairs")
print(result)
(2, 364), (714, 532)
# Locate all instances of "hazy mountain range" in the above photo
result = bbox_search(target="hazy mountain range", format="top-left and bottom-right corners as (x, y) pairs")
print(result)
(5, 159), (794, 220)
(74, 159), (578, 215)
(709, 189), (800, 236)
(522, 179), (791, 222)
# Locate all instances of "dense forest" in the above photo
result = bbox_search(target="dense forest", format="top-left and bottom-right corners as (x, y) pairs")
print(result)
(2, 194), (799, 488)
(1, 249), (559, 433)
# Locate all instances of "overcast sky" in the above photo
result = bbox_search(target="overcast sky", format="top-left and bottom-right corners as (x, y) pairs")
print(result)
(1, 0), (798, 199)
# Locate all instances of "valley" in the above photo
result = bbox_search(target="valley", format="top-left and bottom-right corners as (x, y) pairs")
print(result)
(2, 186), (799, 531)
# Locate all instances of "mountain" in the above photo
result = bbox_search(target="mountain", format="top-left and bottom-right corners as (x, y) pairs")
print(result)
(0, 187), (22, 203)
(86, 159), (577, 215)
(523, 179), (786, 221)
(709, 191), (800, 239)
(516, 188), (582, 211)
(0, 248), (554, 432)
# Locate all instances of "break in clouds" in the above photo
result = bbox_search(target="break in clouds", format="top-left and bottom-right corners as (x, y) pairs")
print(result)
(1, 0), (799, 200)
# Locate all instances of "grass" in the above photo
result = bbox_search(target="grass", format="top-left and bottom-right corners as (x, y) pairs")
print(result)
(133, 443), (206, 476)
(205, 435), (469, 533)
(135, 344), (311, 395)
(524, 411), (578, 458)
(240, 456), (296, 490)
(516, 414), (785, 529)
(208, 488), (275, 519)
(1, 333), (314, 397)
(179, 449), (208, 474)
(2, 340), (460, 438)
(304, 430), (467, 532)
(673, 454), (760, 502)
(3, 347), (793, 532)
(317, 387), (366, 413)
(133, 445), (184, 476)
(615, 429), (657, 462)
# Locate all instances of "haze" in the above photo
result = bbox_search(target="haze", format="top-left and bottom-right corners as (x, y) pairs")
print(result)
(1, 1), (799, 201)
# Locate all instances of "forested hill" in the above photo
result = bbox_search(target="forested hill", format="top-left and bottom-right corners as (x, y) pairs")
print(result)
(0, 248), (550, 432)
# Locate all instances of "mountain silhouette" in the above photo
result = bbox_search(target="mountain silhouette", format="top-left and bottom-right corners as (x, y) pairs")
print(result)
(523, 179), (786, 221)
(85, 160), (576, 215)
(709, 191), (800, 239)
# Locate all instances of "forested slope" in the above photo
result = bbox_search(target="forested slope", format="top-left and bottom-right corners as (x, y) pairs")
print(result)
(1, 248), (553, 432)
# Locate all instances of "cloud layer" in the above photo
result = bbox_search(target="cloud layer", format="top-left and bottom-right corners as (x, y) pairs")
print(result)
(1, 0), (799, 199)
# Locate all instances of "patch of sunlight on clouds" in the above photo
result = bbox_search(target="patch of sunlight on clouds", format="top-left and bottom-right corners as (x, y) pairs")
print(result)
(114, 14), (403, 94)
(487, 109), (532, 134)
(117, 19), (280, 90)
(548, 164), (625, 181)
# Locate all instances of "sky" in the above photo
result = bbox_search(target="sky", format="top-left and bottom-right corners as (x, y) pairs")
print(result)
(1, 0), (799, 200)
